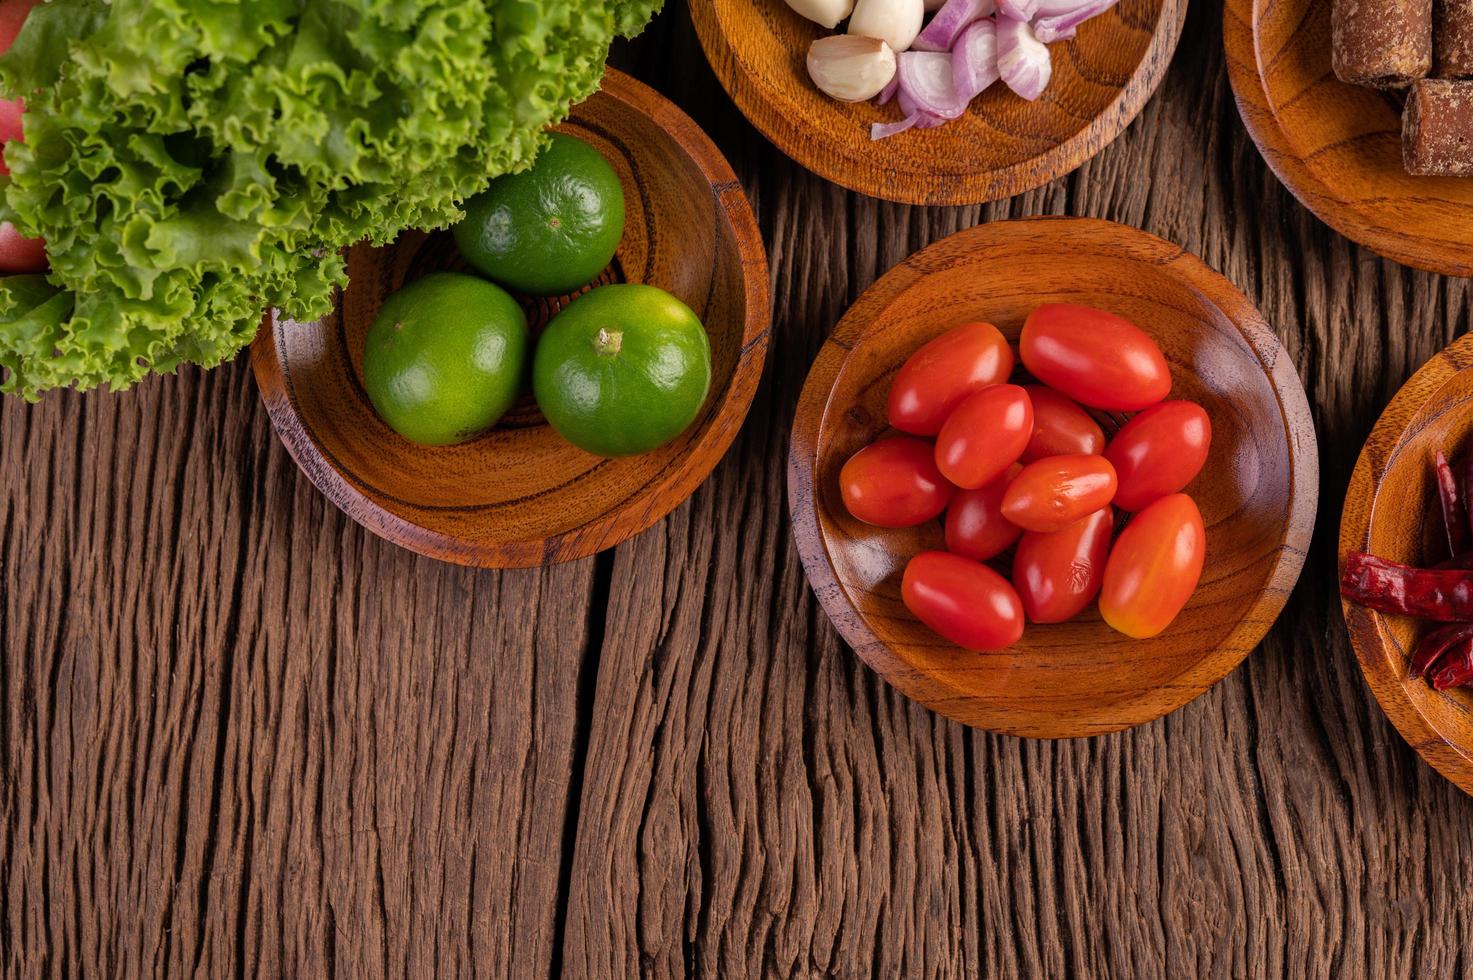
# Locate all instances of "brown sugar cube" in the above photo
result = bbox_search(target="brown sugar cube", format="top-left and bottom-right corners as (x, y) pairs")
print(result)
(1403, 79), (1473, 175)
(1437, 0), (1473, 77)
(1333, 0), (1433, 88)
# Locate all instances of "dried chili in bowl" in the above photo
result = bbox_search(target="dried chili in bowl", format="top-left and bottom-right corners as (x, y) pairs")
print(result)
(1342, 446), (1473, 691)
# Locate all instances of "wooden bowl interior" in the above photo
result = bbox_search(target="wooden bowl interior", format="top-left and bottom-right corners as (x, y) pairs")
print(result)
(1348, 360), (1473, 770)
(256, 73), (764, 566)
(692, 0), (1182, 204)
(1226, 0), (1473, 274)
(794, 220), (1316, 736)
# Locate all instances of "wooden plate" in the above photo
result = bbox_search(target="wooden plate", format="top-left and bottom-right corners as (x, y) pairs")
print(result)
(1340, 333), (1473, 794)
(689, 0), (1187, 206)
(788, 217), (1318, 738)
(1224, 0), (1473, 277)
(251, 70), (770, 568)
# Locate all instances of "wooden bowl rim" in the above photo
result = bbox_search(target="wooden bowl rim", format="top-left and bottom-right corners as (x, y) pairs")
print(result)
(251, 68), (771, 568)
(688, 0), (1188, 206)
(1222, 0), (1473, 278)
(787, 215), (1319, 737)
(1339, 332), (1473, 794)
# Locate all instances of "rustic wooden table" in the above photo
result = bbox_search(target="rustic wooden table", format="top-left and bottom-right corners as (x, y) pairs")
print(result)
(5, 3), (1473, 977)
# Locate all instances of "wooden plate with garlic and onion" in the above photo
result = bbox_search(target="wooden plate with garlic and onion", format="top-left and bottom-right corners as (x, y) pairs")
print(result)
(689, 0), (1186, 205)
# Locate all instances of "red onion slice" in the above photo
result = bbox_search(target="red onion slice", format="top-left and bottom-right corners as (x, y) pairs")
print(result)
(1032, 0), (1119, 41)
(871, 114), (921, 140)
(911, 0), (995, 51)
(877, 74), (900, 105)
(951, 18), (998, 100)
(995, 0), (1041, 21)
(896, 50), (968, 119)
(994, 15), (1051, 101)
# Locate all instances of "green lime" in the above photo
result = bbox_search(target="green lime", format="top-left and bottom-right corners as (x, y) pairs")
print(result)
(533, 284), (712, 458)
(453, 133), (626, 296)
(362, 272), (528, 446)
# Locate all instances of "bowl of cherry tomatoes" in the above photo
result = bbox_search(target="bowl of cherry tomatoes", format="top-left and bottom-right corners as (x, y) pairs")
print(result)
(788, 217), (1318, 738)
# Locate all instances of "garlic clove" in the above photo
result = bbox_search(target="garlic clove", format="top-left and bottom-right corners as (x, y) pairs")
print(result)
(806, 35), (899, 102)
(782, 0), (857, 29)
(847, 0), (925, 54)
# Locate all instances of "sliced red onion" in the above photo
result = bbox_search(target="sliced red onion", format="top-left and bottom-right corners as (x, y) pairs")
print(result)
(876, 74), (900, 105)
(995, 15), (1051, 101)
(911, 0), (995, 51)
(995, 0), (1041, 21)
(951, 18), (998, 100)
(896, 50), (968, 119)
(872, 114), (921, 140)
(913, 112), (949, 128)
(1032, 0), (1119, 41)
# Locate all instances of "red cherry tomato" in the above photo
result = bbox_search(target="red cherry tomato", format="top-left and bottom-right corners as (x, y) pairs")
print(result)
(934, 384), (1032, 489)
(839, 436), (954, 528)
(0, 0), (39, 52)
(1000, 454), (1117, 533)
(0, 222), (45, 273)
(1105, 400), (1212, 512)
(1019, 304), (1172, 411)
(902, 551), (1025, 651)
(887, 322), (1014, 436)
(944, 464), (1023, 561)
(1020, 385), (1105, 462)
(1100, 494), (1205, 639)
(1013, 506), (1114, 624)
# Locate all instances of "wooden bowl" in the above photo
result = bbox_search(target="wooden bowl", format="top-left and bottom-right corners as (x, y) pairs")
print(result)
(788, 217), (1318, 738)
(1340, 333), (1473, 794)
(251, 70), (769, 568)
(1225, 0), (1473, 277)
(688, 0), (1186, 206)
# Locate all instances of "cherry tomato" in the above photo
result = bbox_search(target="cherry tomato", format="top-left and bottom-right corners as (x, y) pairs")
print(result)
(839, 436), (954, 528)
(1100, 494), (1206, 639)
(1000, 454), (1117, 533)
(1105, 400), (1212, 512)
(902, 551), (1025, 651)
(934, 384), (1032, 489)
(1021, 385), (1105, 462)
(888, 322), (1013, 436)
(945, 464), (1023, 561)
(1019, 304), (1172, 411)
(0, 222), (45, 273)
(0, 6), (45, 274)
(1012, 506), (1114, 624)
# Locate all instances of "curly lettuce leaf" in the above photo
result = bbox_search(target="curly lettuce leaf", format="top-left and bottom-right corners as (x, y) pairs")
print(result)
(0, 0), (664, 400)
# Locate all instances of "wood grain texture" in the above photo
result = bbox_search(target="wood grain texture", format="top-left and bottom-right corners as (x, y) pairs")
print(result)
(8, 2), (1473, 977)
(1340, 331), (1473, 794)
(788, 217), (1318, 738)
(251, 70), (769, 568)
(688, 0), (1187, 205)
(1225, 0), (1473, 276)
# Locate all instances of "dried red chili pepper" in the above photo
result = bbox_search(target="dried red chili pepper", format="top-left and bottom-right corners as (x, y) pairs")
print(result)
(1409, 623), (1473, 678)
(1436, 451), (1472, 558)
(1432, 637), (1473, 690)
(1340, 552), (1473, 621)
(1437, 550), (1473, 570)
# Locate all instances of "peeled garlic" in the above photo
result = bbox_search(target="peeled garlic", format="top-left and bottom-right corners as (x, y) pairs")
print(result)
(848, 0), (925, 53)
(782, 0), (857, 28)
(806, 35), (898, 102)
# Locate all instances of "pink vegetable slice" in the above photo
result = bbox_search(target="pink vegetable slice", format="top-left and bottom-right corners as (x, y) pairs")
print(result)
(872, 114), (921, 139)
(912, 0), (995, 51)
(952, 18), (999, 99)
(897, 50), (968, 119)
(996, 0), (1041, 20)
(995, 15), (1051, 100)
(877, 74), (900, 105)
(1033, 0), (1119, 40)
